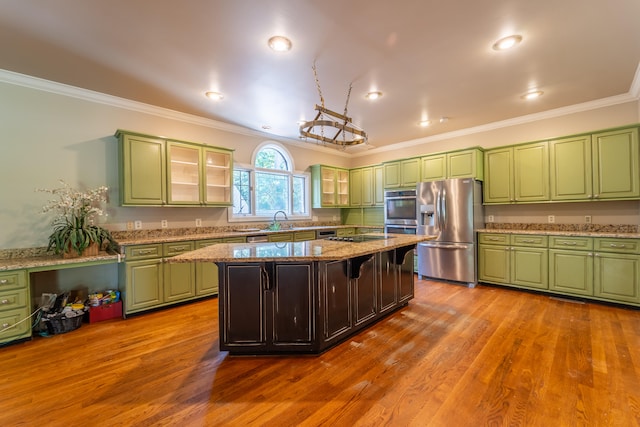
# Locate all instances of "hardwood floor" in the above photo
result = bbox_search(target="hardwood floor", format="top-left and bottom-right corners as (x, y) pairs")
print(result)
(2, 278), (639, 426)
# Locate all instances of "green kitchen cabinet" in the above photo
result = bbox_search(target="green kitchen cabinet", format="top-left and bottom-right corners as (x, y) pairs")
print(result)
(195, 239), (221, 296)
(167, 141), (233, 206)
(478, 234), (510, 284)
(420, 153), (446, 181)
(550, 135), (593, 201)
(593, 237), (640, 304)
(420, 148), (484, 182)
(383, 157), (420, 189)
(0, 269), (31, 345)
(349, 168), (363, 206)
(311, 165), (350, 208)
(483, 148), (513, 204)
(162, 242), (196, 302)
(548, 236), (594, 297)
(122, 258), (164, 313)
(117, 131), (167, 205)
(591, 127), (640, 200)
(373, 165), (384, 205)
(484, 142), (548, 204)
(594, 252), (640, 304)
(269, 233), (294, 242)
(478, 233), (548, 290)
(350, 165), (381, 207)
(117, 130), (233, 207)
(294, 231), (316, 241)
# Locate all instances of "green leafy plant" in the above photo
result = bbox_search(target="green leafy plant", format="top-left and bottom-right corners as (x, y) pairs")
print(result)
(37, 180), (116, 256)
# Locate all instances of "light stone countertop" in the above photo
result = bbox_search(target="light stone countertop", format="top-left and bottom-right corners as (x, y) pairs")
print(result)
(477, 229), (640, 239)
(0, 252), (120, 272)
(168, 234), (435, 263)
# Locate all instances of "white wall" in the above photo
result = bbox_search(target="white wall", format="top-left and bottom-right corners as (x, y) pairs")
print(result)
(0, 76), (347, 249)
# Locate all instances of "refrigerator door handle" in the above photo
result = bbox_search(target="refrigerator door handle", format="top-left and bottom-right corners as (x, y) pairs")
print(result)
(441, 188), (447, 229)
(436, 190), (442, 230)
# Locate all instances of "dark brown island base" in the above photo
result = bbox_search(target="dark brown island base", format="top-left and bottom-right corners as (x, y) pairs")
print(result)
(170, 233), (435, 355)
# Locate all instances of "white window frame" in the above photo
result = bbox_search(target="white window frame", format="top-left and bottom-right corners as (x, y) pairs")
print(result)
(228, 141), (311, 222)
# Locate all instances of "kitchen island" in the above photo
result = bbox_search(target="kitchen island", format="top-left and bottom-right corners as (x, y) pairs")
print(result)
(171, 233), (434, 355)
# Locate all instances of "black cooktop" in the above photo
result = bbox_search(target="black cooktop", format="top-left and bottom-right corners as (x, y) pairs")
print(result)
(325, 235), (393, 243)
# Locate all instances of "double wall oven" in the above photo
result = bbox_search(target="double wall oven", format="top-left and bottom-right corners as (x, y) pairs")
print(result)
(383, 189), (417, 234)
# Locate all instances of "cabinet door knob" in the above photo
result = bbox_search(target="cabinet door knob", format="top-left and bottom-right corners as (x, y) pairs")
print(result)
(2, 323), (9, 328)
(0, 279), (7, 284)
(1, 299), (9, 304)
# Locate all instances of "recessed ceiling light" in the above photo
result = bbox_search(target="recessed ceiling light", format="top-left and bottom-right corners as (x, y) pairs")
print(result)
(439, 117), (449, 123)
(205, 91), (224, 100)
(492, 35), (523, 51)
(261, 125), (272, 130)
(365, 91), (383, 100)
(268, 36), (292, 52)
(521, 90), (544, 100)
(419, 120), (432, 127)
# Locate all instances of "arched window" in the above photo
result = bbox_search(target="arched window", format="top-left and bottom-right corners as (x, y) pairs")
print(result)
(232, 142), (310, 220)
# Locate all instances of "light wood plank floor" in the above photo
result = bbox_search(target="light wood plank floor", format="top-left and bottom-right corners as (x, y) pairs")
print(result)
(1, 278), (639, 426)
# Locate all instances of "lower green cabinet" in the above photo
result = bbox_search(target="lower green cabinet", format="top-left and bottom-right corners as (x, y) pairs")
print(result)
(480, 233), (640, 306)
(121, 240), (222, 315)
(594, 252), (640, 304)
(478, 233), (548, 290)
(0, 269), (32, 345)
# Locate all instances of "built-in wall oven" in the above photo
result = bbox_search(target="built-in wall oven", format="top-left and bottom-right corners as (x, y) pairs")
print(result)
(384, 189), (417, 234)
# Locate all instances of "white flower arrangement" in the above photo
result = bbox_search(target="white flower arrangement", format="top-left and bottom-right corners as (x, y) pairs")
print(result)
(36, 180), (114, 256)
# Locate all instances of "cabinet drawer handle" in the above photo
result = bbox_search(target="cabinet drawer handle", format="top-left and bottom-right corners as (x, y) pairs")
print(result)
(487, 237), (501, 241)
(561, 241), (577, 246)
(0, 279), (8, 284)
(1, 299), (9, 304)
(608, 244), (625, 248)
(171, 246), (189, 252)
(520, 239), (535, 244)
(137, 249), (154, 255)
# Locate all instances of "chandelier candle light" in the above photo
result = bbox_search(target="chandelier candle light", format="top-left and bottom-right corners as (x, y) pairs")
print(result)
(299, 63), (368, 149)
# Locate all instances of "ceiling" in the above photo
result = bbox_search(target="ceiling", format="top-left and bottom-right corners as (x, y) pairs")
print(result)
(1, 0), (639, 152)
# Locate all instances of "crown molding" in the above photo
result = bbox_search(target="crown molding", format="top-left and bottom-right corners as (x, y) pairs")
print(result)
(2, 64), (638, 161)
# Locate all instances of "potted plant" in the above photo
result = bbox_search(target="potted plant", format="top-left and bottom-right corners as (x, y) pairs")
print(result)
(38, 180), (116, 257)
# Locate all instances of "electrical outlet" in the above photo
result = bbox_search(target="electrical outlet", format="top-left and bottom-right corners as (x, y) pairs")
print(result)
(332, 215), (338, 221)
(487, 215), (494, 223)
(195, 218), (202, 227)
(134, 220), (142, 230)
(585, 215), (592, 224)
(548, 215), (555, 224)
(312, 216), (318, 222)
(161, 219), (168, 228)
(126, 221), (134, 231)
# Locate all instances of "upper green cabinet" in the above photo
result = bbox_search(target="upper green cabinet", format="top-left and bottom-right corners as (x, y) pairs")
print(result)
(486, 125), (640, 205)
(383, 157), (420, 189)
(550, 127), (640, 201)
(484, 142), (548, 204)
(349, 165), (384, 207)
(420, 148), (484, 182)
(116, 130), (233, 207)
(118, 132), (167, 205)
(311, 165), (350, 208)
(167, 141), (232, 205)
(549, 135), (592, 201)
(592, 127), (640, 200)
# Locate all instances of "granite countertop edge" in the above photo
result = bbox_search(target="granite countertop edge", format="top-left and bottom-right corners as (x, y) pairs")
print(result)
(169, 234), (435, 263)
(477, 229), (640, 238)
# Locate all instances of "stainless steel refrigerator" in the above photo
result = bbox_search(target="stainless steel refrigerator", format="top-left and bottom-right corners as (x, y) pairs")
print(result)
(416, 178), (483, 287)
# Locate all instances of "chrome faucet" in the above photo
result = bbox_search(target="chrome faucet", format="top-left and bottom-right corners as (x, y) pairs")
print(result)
(273, 210), (288, 222)
(269, 210), (288, 230)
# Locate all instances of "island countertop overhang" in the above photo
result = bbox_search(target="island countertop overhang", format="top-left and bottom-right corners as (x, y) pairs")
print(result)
(168, 234), (436, 263)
